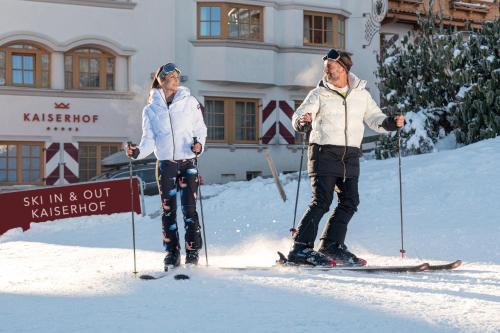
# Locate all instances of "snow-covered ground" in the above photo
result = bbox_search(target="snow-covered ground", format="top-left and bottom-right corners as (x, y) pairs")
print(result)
(1, 138), (500, 333)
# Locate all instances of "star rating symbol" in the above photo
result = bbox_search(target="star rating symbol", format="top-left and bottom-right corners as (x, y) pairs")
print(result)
(46, 127), (79, 131)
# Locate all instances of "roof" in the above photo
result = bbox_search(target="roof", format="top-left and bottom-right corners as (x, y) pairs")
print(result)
(101, 151), (157, 167)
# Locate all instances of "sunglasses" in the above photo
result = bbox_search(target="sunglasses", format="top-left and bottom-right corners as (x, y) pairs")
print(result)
(322, 49), (340, 61)
(157, 63), (181, 80)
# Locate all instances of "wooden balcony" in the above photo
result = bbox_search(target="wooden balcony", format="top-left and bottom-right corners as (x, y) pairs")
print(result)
(385, 0), (499, 28)
(391, 0), (423, 4)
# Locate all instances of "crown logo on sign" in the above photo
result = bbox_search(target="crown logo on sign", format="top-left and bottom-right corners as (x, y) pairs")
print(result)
(54, 102), (70, 109)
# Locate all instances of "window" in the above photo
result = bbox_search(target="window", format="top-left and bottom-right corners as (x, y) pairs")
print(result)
(65, 47), (115, 90)
(79, 142), (121, 181)
(304, 12), (346, 48)
(235, 101), (257, 141)
(246, 171), (262, 181)
(204, 97), (259, 144)
(205, 99), (226, 142)
(0, 43), (50, 88)
(13, 54), (35, 85)
(0, 142), (44, 185)
(200, 6), (221, 37)
(221, 173), (236, 182)
(198, 3), (263, 41)
(0, 51), (5, 85)
(337, 18), (345, 49)
(228, 7), (261, 40)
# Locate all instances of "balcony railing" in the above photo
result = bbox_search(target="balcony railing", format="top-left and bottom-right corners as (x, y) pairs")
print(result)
(390, 0), (424, 4)
(449, 0), (490, 13)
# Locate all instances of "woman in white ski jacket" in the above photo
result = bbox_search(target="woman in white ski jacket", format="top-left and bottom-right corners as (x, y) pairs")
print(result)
(288, 49), (404, 267)
(126, 63), (207, 270)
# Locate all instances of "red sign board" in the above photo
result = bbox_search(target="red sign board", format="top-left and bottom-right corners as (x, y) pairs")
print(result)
(0, 178), (142, 235)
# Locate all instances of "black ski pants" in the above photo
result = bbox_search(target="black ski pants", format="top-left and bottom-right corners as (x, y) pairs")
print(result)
(156, 159), (202, 252)
(294, 175), (360, 247)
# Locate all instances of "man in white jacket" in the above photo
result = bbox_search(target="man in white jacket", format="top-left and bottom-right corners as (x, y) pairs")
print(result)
(288, 49), (404, 266)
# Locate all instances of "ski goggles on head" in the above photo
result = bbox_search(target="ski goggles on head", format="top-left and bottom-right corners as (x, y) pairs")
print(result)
(322, 49), (340, 61)
(157, 63), (181, 80)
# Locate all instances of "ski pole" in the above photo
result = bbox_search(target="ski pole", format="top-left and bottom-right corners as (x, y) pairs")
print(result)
(127, 142), (138, 274)
(397, 125), (406, 258)
(291, 123), (311, 237)
(193, 137), (209, 266)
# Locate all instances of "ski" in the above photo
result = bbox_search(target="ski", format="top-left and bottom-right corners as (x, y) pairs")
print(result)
(217, 263), (429, 273)
(139, 272), (190, 280)
(426, 260), (462, 271)
(139, 266), (190, 280)
(139, 259), (462, 279)
(276, 262), (429, 273)
(216, 253), (461, 274)
(139, 272), (169, 280)
(277, 260), (462, 273)
(275, 251), (429, 273)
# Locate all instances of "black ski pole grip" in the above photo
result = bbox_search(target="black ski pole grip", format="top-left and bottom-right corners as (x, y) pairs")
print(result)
(192, 137), (200, 156)
(127, 141), (139, 159)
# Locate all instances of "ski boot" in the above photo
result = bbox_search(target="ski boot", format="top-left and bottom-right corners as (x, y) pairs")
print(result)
(164, 249), (180, 271)
(287, 242), (336, 266)
(185, 250), (199, 265)
(318, 242), (366, 266)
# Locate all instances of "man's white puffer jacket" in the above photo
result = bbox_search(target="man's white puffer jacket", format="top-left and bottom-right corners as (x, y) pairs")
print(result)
(292, 73), (391, 148)
(136, 87), (207, 160)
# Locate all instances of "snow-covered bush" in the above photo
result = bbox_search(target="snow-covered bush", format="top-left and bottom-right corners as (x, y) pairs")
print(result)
(375, 0), (499, 158)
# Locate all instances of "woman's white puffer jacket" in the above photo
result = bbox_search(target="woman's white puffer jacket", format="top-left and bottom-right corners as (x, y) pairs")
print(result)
(136, 87), (207, 161)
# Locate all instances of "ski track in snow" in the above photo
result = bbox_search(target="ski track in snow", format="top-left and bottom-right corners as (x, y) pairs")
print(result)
(1, 137), (500, 332)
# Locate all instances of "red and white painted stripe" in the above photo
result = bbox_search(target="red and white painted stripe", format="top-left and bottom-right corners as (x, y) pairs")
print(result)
(277, 100), (296, 144)
(63, 143), (79, 184)
(44, 142), (79, 185)
(45, 142), (60, 186)
(261, 100), (277, 144)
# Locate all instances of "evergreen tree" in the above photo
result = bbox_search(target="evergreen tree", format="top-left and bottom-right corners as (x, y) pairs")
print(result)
(375, 0), (499, 158)
(451, 19), (500, 144)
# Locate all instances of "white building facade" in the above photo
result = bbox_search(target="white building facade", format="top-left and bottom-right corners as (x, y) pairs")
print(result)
(0, 0), (385, 186)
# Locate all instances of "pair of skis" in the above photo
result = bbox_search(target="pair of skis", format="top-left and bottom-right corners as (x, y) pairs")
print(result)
(139, 254), (462, 280)
(272, 251), (462, 273)
(140, 272), (190, 280)
(139, 266), (190, 280)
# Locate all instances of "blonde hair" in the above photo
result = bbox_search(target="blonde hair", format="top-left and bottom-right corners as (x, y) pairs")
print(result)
(149, 66), (163, 91)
